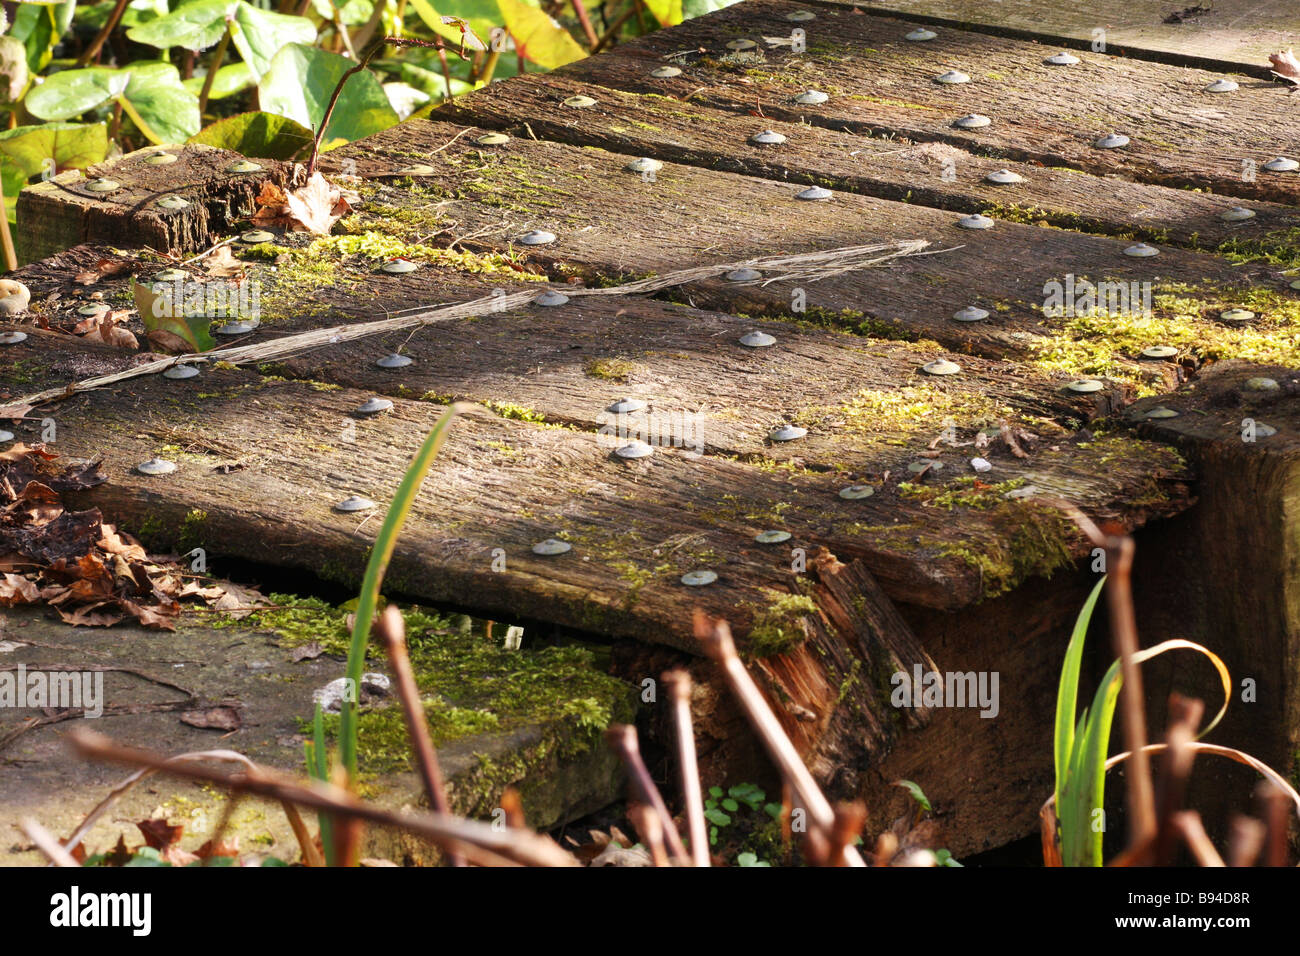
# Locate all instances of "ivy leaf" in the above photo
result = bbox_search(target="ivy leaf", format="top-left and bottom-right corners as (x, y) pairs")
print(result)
(497, 0), (586, 69)
(25, 63), (199, 145)
(189, 111), (313, 160)
(259, 43), (398, 148)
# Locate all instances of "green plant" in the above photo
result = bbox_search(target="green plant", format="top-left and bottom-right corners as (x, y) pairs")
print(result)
(304, 402), (462, 864)
(1052, 578), (1230, 866)
(703, 782), (781, 864)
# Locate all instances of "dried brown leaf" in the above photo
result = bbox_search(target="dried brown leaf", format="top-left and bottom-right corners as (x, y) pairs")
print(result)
(1269, 48), (1300, 85)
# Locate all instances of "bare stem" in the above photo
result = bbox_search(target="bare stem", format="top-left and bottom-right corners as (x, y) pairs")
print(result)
(376, 605), (463, 866)
(198, 27), (232, 117)
(604, 724), (689, 862)
(663, 669), (709, 866)
(77, 0), (131, 67)
(570, 0), (600, 48)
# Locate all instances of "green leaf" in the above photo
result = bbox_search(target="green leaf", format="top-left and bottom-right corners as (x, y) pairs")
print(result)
(126, 0), (232, 52)
(26, 63), (199, 145)
(681, 0), (742, 19)
(132, 278), (218, 353)
(934, 849), (963, 867)
(338, 405), (461, 778)
(721, 798), (738, 812)
(10, 0), (76, 74)
(640, 0), (683, 27)
(258, 43), (399, 149)
(1054, 577), (1104, 819)
(703, 808), (731, 827)
(894, 778), (932, 812)
(763, 802), (781, 820)
(189, 111), (313, 160)
(261, 856), (289, 866)
(406, 0), (502, 53)
(227, 3), (318, 79)
(0, 120), (108, 224)
(708, 785), (724, 798)
(183, 61), (255, 100)
(497, 0), (586, 69)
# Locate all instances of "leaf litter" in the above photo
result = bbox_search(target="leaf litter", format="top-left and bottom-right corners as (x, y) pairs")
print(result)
(0, 444), (265, 629)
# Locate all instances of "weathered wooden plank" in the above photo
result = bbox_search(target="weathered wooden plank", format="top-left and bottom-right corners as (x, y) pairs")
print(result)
(15, 144), (296, 266)
(439, 69), (1296, 249)
(322, 118), (1292, 381)
(557, 0), (1300, 204)
(0, 300), (1190, 614)
(844, 0), (1297, 72)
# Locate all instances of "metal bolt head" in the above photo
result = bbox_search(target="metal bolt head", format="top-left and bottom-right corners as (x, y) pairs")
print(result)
(0, 330), (28, 345)
(78, 304), (107, 316)
(755, 530), (791, 544)
(797, 186), (833, 201)
(625, 157), (663, 175)
(905, 28), (937, 41)
(956, 214), (995, 230)
(794, 90), (828, 105)
(240, 229), (275, 243)
(1290, 280), (1300, 290)
(518, 230), (556, 245)
(681, 570), (717, 587)
(532, 538), (572, 556)
(935, 70), (970, 85)
(1124, 243), (1159, 258)
(381, 258), (418, 274)
(376, 353), (413, 368)
(1220, 206), (1255, 222)
(154, 268), (188, 282)
(953, 306), (989, 322)
(726, 268), (762, 281)
(650, 66), (682, 78)
(908, 460), (943, 473)
(136, 458), (177, 476)
(1220, 308), (1255, 322)
(225, 160), (261, 173)
(476, 133), (510, 146)
(1252, 423), (1278, 437)
(984, 169), (1024, 185)
(563, 95), (597, 108)
(1094, 133), (1129, 149)
(86, 178), (120, 193)
(922, 359), (961, 376)
(1262, 157), (1299, 172)
(0, 430), (12, 443)
(1244, 377), (1279, 391)
(163, 365), (200, 380)
(838, 484), (875, 499)
(1140, 345), (1178, 359)
(739, 330), (776, 348)
(144, 151), (178, 166)
(1066, 379), (1104, 393)
(1143, 406), (1179, 419)
(334, 495), (376, 513)
(769, 425), (807, 442)
(725, 39), (756, 51)
(786, 9), (816, 20)
(750, 130), (786, 145)
(1044, 52), (1080, 65)
(607, 397), (647, 414)
(615, 440), (654, 459)
(215, 319), (259, 335)
(356, 397), (395, 414)
(157, 195), (191, 210)
(396, 163), (436, 176)
(533, 290), (569, 306)
(953, 114), (991, 129)
(1204, 79), (1238, 93)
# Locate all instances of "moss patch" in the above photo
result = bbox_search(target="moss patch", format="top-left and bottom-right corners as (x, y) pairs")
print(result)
(744, 589), (818, 658)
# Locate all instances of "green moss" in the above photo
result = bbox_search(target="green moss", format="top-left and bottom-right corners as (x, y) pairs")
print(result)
(745, 590), (818, 658)
(232, 595), (634, 775)
(839, 384), (1014, 442)
(899, 476), (1027, 509)
(931, 504), (1075, 598)
(178, 508), (208, 553)
(584, 357), (639, 381)
(1030, 279), (1300, 396)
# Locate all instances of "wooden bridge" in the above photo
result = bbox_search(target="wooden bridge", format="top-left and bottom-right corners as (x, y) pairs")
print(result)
(3, 0), (1297, 856)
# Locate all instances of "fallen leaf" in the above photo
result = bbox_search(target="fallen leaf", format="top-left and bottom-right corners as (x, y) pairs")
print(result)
(180, 705), (242, 731)
(73, 259), (134, 286)
(137, 818), (185, 850)
(0, 402), (33, 421)
(1269, 48), (1300, 85)
(209, 580), (267, 619)
(0, 572), (40, 606)
(202, 246), (245, 279)
(196, 836), (240, 859)
(94, 315), (139, 350)
(255, 181), (288, 207)
(254, 172), (354, 234)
